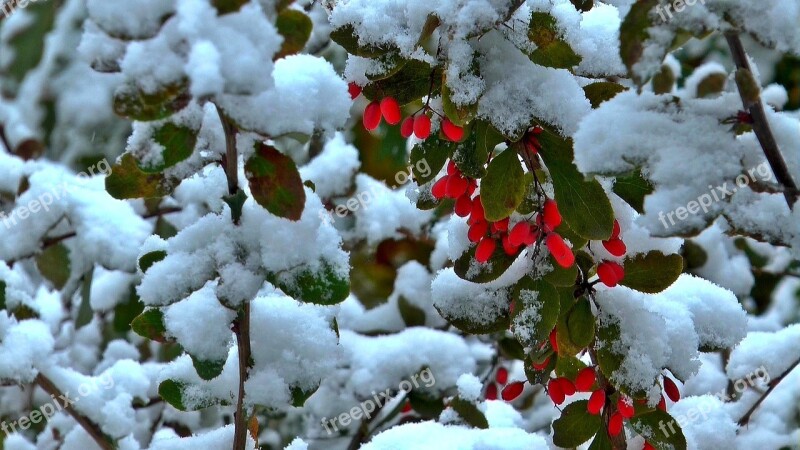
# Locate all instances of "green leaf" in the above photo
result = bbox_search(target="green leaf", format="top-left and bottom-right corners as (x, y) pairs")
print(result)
(291, 385), (319, 407)
(453, 242), (517, 284)
(211, 0), (249, 14)
(583, 82), (627, 108)
(620, 251), (683, 294)
(527, 12), (582, 69)
(613, 170), (654, 214)
(619, 0), (659, 85)
(629, 410), (688, 450)
(537, 129), (614, 240)
(275, 10), (312, 59)
(450, 396), (489, 429)
(158, 379), (220, 411)
(555, 354), (587, 380)
(0, 281), (6, 310)
(481, 147), (526, 221)
(272, 261), (349, 305)
(362, 60), (440, 105)
(0, 0), (57, 97)
(543, 262), (579, 287)
(35, 243), (70, 289)
(552, 400), (603, 448)
(587, 430), (614, 450)
(113, 80), (191, 121)
(140, 123), (198, 173)
(696, 73), (727, 98)
(566, 297), (595, 348)
(330, 24), (395, 58)
(191, 355), (226, 381)
(452, 129), (487, 179)
(442, 73), (478, 126)
(408, 390), (444, 419)
(475, 121), (505, 161)
(138, 250), (167, 273)
(113, 288), (144, 333)
(410, 135), (453, 185)
(245, 144), (306, 221)
(511, 278), (559, 348)
(106, 153), (169, 199)
(223, 189), (247, 224)
(398, 296), (426, 327)
(132, 309), (170, 343)
(76, 271), (93, 329)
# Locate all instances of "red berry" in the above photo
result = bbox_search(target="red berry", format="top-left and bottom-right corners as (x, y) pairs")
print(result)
(557, 377), (576, 396)
(543, 199), (562, 230)
(455, 195), (473, 217)
(549, 329), (559, 353)
(587, 389), (605, 415)
(468, 221), (489, 243)
(441, 118), (464, 142)
(524, 136), (540, 156)
(664, 376), (681, 402)
(576, 367), (596, 392)
(470, 196), (485, 223)
(617, 396), (635, 419)
(476, 237), (496, 263)
(486, 383), (498, 400)
(380, 97), (402, 125)
(523, 228), (538, 246)
(597, 261), (623, 287)
(547, 379), (565, 405)
(608, 412), (624, 436)
(643, 442), (655, 450)
(501, 381), (525, 401)
(603, 238), (627, 257)
(658, 395), (667, 411)
(446, 175), (469, 199)
(501, 234), (520, 256)
(495, 367), (509, 385)
(611, 220), (621, 239)
(400, 116), (414, 138)
(363, 101), (382, 131)
(431, 177), (448, 200)
(546, 233), (574, 268)
(466, 179), (477, 196)
(401, 401), (412, 413)
(509, 222), (532, 247)
(446, 160), (458, 176)
(413, 115), (431, 139)
(492, 217), (509, 233)
(610, 261), (625, 280)
(348, 82), (362, 99)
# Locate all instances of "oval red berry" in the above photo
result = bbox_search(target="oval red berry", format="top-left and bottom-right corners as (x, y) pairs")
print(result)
(468, 221), (489, 243)
(454, 195), (473, 217)
(597, 261), (620, 287)
(611, 219), (621, 239)
(543, 199), (562, 230)
(413, 115), (431, 139)
(546, 233), (574, 268)
(608, 412), (624, 436)
(501, 381), (525, 401)
(348, 82), (362, 99)
(400, 116), (414, 138)
(495, 367), (508, 385)
(446, 176), (469, 199)
(380, 97), (402, 125)
(664, 376), (681, 402)
(363, 101), (382, 131)
(557, 377), (576, 396)
(475, 237), (496, 263)
(587, 389), (605, 415)
(431, 177), (448, 200)
(547, 379), (565, 405)
(576, 367), (596, 392)
(441, 118), (464, 142)
(617, 396), (635, 418)
(486, 383), (498, 400)
(603, 238), (627, 257)
(509, 222), (531, 247)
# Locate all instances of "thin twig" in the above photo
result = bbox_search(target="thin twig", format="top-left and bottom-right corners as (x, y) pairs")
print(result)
(724, 32), (799, 208)
(232, 302), (252, 450)
(216, 105), (239, 197)
(737, 356), (800, 427)
(34, 373), (114, 450)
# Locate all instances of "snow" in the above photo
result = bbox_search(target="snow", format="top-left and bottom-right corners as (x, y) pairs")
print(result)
(361, 421), (549, 450)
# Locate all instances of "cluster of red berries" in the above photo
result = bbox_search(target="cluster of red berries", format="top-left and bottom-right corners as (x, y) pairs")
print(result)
(349, 83), (464, 142)
(596, 220), (626, 287)
(485, 366), (527, 401)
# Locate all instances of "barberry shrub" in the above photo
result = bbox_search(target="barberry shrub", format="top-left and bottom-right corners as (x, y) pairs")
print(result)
(0, 0), (799, 449)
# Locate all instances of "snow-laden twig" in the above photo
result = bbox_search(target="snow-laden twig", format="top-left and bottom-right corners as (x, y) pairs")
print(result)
(737, 355), (800, 427)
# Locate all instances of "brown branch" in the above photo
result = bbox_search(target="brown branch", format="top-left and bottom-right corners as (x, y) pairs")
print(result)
(232, 302), (252, 450)
(724, 32), (799, 208)
(216, 105), (239, 197)
(34, 373), (114, 450)
(738, 356), (800, 427)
